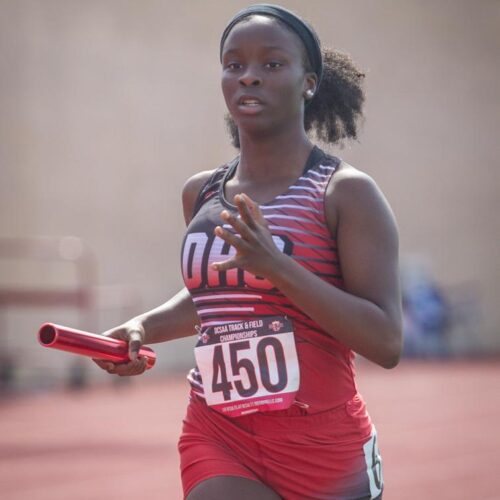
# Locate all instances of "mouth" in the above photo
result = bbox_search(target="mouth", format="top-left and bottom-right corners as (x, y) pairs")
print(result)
(236, 95), (265, 114)
(238, 95), (264, 106)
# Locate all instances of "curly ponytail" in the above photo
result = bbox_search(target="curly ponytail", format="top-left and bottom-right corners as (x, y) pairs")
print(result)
(225, 47), (365, 148)
(304, 48), (365, 144)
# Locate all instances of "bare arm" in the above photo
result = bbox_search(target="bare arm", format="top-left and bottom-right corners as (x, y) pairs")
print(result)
(128, 169), (216, 345)
(94, 169), (213, 375)
(268, 167), (402, 368)
(131, 287), (198, 344)
(213, 166), (402, 369)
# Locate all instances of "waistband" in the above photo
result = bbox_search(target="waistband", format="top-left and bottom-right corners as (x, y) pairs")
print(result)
(190, 390), (369, 434)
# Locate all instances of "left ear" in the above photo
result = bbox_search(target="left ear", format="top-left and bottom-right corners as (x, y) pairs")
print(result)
(303, 72), (318, 100)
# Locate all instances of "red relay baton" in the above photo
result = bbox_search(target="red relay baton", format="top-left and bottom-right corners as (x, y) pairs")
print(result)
(38, 323), (156, 369)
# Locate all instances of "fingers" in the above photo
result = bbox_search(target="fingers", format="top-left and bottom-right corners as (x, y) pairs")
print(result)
(212, 225), (247, 271)
(234, 194), (256, 228)
(219, 194), (265, 240)
(214, 224), (247, 249)
(220, 210), (253, 242)
(92, 322), (146, 376)
(212, 193), (268, 272)
(92, 358), (109, 370)
(127, 330), (143, 362)
(241, 193), (267, 226)
(226, 194), (266, 232)
(212, 257), (239, 272)
(92, 357), (148, 376)
(112, 357), (148, 376)
(92, 358), (118, 373)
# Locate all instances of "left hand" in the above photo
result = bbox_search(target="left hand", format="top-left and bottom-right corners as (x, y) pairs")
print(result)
(212, 193), (284, 278)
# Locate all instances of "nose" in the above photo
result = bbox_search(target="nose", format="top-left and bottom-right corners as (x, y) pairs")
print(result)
(239, 66), (262, 87)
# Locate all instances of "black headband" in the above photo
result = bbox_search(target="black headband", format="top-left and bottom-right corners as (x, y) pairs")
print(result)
(219, 4), (323, 87)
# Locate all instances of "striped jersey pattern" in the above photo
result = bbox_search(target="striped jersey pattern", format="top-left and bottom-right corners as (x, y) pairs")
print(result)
(181, 147), (348, 399)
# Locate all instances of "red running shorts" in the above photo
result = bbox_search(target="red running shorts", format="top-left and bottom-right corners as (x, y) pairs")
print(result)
(178, 392), (383, 499)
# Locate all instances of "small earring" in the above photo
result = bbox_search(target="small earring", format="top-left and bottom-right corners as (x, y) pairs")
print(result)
(305, 89), (315, 99)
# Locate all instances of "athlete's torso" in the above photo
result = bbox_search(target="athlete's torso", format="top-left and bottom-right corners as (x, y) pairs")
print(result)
(181, 146), (359, 412)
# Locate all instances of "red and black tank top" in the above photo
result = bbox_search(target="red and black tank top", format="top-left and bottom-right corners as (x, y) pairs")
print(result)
(181, 146), (359, 411)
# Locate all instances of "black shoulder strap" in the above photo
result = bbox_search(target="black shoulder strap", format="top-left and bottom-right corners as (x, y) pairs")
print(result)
(306, 146), (341, 172)
(191, 158), (238, 218)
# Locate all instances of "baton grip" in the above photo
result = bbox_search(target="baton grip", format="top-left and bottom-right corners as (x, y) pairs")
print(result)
(38, 323), (156, 369)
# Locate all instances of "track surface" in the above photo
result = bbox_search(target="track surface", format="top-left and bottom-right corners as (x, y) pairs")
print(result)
(1, 360), (498, 500)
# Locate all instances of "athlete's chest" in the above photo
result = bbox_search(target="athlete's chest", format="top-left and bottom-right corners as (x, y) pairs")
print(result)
(181, 154), (340, 292)
(181, 197), (294, 291)
(223, 171), (306, 207)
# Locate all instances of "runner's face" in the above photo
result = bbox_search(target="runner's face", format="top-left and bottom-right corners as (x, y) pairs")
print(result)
(221, 16), (314, 137)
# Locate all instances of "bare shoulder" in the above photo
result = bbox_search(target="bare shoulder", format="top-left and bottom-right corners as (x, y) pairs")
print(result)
(182, 169), (216, 225)
(329, 161), (379, 205)
(326, 161), (398, 236)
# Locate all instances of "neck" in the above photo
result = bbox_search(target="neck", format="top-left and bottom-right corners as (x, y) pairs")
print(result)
(237, 125), (314, 182)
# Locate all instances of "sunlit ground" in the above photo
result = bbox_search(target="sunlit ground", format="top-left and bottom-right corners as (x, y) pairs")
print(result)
(1, 359), (498, 500)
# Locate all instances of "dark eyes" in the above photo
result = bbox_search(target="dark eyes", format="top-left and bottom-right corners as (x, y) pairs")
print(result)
(224, 61), (283, 70)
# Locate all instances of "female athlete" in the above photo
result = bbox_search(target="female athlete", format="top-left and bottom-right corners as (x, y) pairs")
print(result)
(94, 4), (402, 499)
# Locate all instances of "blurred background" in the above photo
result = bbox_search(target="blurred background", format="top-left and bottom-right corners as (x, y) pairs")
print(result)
(1, 1), (499, 499)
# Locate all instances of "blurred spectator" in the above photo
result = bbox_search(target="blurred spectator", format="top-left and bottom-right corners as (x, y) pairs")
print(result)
(401, 258), (451, 358)
(0, 353), (16, 394)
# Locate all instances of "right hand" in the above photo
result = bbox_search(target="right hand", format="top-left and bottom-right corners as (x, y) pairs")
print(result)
(92, 321), (148, 377)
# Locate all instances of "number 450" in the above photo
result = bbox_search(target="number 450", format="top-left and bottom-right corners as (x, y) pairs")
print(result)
(212, 338), (288, 401)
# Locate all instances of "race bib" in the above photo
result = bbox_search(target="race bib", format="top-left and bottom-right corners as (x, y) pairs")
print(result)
(194, 316), (300, 417)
